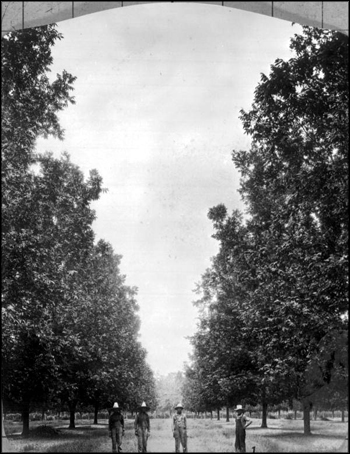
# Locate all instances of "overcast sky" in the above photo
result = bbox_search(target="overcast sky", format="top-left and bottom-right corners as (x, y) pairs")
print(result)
(35, 2), (303, 376)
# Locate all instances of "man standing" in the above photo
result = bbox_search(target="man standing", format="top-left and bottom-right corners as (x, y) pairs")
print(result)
(134, 402), (151, 453)
(108, 402), (125, 453)
(234, 404), (252, 453)
(172, 403), (187, 453)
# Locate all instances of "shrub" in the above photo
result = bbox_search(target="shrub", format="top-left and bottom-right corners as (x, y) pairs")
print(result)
(285, 413), (294, 420)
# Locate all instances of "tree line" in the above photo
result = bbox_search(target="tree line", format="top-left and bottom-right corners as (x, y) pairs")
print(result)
(181, 26), (348, 435)
(1, 25), (157, 436)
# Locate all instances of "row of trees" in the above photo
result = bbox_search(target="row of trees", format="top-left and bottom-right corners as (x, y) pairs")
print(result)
(1, 25), (157, 436)
(155, 371), (184, 415)
(182, 26), (348, 434)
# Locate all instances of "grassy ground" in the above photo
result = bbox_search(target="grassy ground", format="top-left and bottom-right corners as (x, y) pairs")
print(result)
(4, 417), (348, 452)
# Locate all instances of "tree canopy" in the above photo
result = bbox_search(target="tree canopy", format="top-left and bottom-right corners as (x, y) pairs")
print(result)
(188, 26), (348, 435)
(2, 24), (156, 435)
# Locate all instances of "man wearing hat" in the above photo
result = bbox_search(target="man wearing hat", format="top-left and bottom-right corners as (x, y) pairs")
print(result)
(234, 404), (252, 453)
(108, 402), (125, 453)
(172, 403), (187, 453)
(134, 402), (151, 453)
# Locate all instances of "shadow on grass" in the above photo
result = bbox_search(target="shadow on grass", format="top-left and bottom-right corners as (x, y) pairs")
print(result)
(251, 426), (302, 431)
(8, 426), (107, 441)
(58, 427), (107, 436)
(262, 432), (346, 440)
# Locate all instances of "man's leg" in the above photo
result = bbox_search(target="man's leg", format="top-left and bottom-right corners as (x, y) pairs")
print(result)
(143, 430), (148, 453)
(242, 431), (246, 453)
(179, 427), (187, 452)
(137, 431), (143, 452)
(111, 428), (117, 453)
(116, 427), (122, 452)
(174, 431), (181, 453)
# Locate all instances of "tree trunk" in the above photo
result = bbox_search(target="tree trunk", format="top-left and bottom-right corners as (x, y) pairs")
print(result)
(302, 399), (312, 435)
(261, 401), (268, 428)
(217, 408), (220, 420)
(341, 410), (345, 422)
(68, 401), (77, 429)
(210, 410), (213, 420)
(332, 410), (335, 419)
(294, 409), (297, 420)
(22, 403), (30, 437)
(313, 408), (317, 421)
(94, 403), (98, 425)
(226, 406), (230, 422)
(278, 409), (281, 419)
(1, 398), (13, 452)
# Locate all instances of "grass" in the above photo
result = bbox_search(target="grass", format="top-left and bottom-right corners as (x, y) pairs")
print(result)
(4, 416), (348, 452)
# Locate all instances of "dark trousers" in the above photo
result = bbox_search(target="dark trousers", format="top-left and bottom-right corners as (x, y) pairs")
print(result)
(137, 430), (149, 452)
(235, 429), (246, 453)
(174, 427), (187, 452)
(111, 427), (123, 453)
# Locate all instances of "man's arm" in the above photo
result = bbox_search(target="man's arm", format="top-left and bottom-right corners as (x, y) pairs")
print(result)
(243, 415), (252, 428)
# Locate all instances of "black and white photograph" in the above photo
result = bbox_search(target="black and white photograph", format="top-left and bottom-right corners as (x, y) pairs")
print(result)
(2, 2), (348, 452)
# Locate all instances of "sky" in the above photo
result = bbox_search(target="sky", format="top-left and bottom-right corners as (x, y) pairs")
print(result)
(35, 2), (304, 376)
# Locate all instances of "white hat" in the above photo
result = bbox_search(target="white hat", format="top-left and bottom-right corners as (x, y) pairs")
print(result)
(140, 401), (150, 410)
(175, 403), (184, 409)
(113, 402), (119, 408)
(234, 404), (244, 411)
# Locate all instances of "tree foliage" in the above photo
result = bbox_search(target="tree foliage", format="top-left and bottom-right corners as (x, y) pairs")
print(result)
(156, 372), (184, 414)
(188, 26), (348, 435)
(1, 24), (156, 435)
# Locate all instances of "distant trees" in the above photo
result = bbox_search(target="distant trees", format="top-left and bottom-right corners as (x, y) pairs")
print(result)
(2, 24), (156, 436)
(187, 26), (348, 434)
(156, 372), (184, 415)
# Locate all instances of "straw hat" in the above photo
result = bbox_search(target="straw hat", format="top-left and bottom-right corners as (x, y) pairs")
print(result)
(175, 402), (184, 410)
(109, 402), (121, 412)
(139, 401), (150, 411)
(234, 404), (244, 411)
